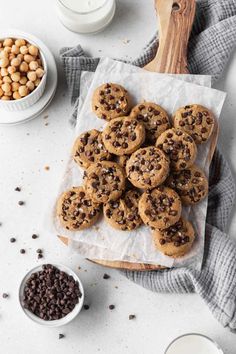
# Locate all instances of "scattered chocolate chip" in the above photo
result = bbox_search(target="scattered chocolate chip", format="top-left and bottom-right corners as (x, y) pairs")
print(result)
(59, 334), (65, 339)
(20, 249), (26, 254)
(38, 253), (43, 259)
(84, 304), (90, 310)
(2, 293), (9, 299)
(10, 237), (16, 243)
(36, 249), (43, 254)
(15, 187), (21, 192)
(18, 201), (25, 206)
(109, 304), (115, 310)
(32, 234), (38, 239)
(129, 314), (136, 320)
(103, 273), (110, 279)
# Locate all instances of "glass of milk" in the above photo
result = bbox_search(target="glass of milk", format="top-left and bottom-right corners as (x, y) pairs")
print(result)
(56, 0), (116, 34)
(165, 333), (224, 354)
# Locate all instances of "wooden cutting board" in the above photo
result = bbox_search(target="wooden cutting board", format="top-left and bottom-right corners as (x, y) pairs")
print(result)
(59, 0), (196, 271)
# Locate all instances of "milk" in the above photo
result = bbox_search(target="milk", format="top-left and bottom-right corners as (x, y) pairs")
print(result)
(57, 0), (116, 33)
(166, 334), (223, 354)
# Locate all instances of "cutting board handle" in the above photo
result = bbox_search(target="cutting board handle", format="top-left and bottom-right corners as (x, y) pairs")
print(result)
(145, 0), (196, 73)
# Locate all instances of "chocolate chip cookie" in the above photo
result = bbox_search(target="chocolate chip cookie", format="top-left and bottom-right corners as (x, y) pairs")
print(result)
(56, 187), (101, 231)
(139, 186), (182, 229)
(92, 83), (131, 121)
(173, 104), (215, 144)
(166, 165), (208, 205)
(117, 154), (130, 171)
(102, 117), (145, 156)
(104, 190), (142, 231)
(72, 129), (112, 169)
(84, 161), (126, 203)
(156, 128), (197, 170)
(152, 217), (195, 258)
(130, 102), (170, 143)
(126, 147), (169, 189)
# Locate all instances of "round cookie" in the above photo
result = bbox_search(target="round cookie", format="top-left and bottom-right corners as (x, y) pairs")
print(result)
(126, 146), (169, 189)
(72, 129), (112, 169)
(156, 128), (197, 170)
(84, 161), (125, 203)
(173, 104), (215, 144)
(92, 83), (131, 121)
(139, 186), (182, 229)
(102, 117), (145, 156)
(104, 190), (142, 231)
(130, 102), (170, 143)
(152, 217), (195, 258)
(56, 187), (101, 231)
(166, 165), (208, 205)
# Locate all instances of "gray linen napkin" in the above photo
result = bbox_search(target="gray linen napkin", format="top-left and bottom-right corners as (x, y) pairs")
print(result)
(60, 0), (236, 330)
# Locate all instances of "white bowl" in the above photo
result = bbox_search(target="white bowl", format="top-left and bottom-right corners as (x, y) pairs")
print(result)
(0, 30), (47, 111)
(19, 264), (84, 327)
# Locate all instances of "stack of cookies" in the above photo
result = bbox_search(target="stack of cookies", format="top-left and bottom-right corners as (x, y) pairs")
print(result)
(57, 83), (215, 259)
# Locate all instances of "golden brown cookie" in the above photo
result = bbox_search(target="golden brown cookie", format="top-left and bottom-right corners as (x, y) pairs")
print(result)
(56, 187), (101, 231)
(166, 165), (208, 205)
(152, 217), (195, 258)
(156, 128), (197, 170)
(102, 117), (145, 156)
(117, 154), (130, 171)
(173, 104), (215, 144)
(139, 186), (182, 229)
(92, 83), (131, 121)
(126, 146), (169, 189)
(72, 129), (112, 169)
(84, 161), (126, 203)
(130, 102), (170, 143)
(104, 190), (142, 231)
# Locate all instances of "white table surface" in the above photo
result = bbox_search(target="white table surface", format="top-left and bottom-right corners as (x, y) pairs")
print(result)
(0, 1), (236, 353)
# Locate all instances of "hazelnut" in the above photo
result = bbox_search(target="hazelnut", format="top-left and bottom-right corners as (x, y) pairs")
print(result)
(29, 61), (39, 71)
(3, 76), (12, 84)
(1, 68), (8, 76)
(35, 78), (41, 87)
(2, 82), (11, 93)
(36, 67), (44, 78)
(15, 39), (26, 47)
(28, 45), (39, 56)
(11, 57), (21, 67)
(0, 50), (8, 59)
(0, 87), (3, 97)
(17, 54), (24, 61)
(7, 66), (16, 75)
(26, 80), (34, 91)
(3, 38), (13, 47)
(0, 58), (9, 68)
(19, 61), (28, 72)
(11, 72), (21, 82)
(1, 95), (10, 100)
(27, 71), (37, 82)
(13, 91), (21, 100)
(20, 46), (28, 55)
(19, 76), (27, 85)
(12, 82), (20, 92)
(11, 45), (20, 54)
(3, 46), (12, 53)
(18, 85), (28, 97)
(24, 54), (34, 63)
(8, 53), (16, 61)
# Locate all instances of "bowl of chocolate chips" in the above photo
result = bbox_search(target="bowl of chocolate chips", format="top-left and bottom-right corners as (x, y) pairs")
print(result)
(19, 264), (84, 327)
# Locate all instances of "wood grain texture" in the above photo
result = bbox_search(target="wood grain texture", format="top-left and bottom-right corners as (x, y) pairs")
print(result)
(145, 0), (196, 73)
(58, 0), (197, 272)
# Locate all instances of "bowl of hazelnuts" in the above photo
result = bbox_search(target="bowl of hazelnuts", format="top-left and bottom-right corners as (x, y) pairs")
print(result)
(0, 32), (47, 111)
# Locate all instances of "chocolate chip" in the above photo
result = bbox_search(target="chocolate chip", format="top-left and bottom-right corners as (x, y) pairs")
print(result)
(36, 249), (42, 254)
(10, 237), (16, 243)
(2, 293), (9, 298)
(103, 273), (110, 279)
(20, 249), (25, 254)
(18, 201), (25, 206)
(109, 304), (115, 310)
(15, 187), (21, 192)
(84, 304), (90, 310)
(32, 234), (38, 239)
(59, 334), (65, 339)
(129, 314), (136, 320)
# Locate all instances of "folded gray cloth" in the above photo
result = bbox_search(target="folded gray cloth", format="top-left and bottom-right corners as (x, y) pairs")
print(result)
(60, 0), (236, 331)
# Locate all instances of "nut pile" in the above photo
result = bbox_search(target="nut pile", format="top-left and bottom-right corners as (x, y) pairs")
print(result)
(0, 38), (45, 101)
(23, 264), (82, 321)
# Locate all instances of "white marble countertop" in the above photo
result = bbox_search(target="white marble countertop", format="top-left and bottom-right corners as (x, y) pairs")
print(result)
(0, 1), (236, 353)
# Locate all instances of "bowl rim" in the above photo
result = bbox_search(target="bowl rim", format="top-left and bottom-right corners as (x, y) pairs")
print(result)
(0, 30), (47, 105)
(18, 263), (85, 327)
(164, 333), (224, 354)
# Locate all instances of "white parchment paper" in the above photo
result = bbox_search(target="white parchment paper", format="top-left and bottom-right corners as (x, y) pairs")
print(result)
(52, 58), (226, 270)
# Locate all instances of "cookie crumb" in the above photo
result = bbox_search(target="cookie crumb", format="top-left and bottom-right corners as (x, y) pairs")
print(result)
(83, 304), (90, 310)
(43, 115), (49, 119)
(122, 38), (130, 44)
(129, 314), (136, 320)
(103, 273), (110, 280)
(109, 304), (115, 310)
(59, 333), (65, 339)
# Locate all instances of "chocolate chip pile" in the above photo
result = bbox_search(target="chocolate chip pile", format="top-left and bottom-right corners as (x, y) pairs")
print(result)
(23, 264), (82, 321)
(57, 83), (213, 257)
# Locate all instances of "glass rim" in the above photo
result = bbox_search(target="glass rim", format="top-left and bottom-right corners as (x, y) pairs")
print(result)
(164, 333), (224, 354)
(57, 0), (110, 15)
